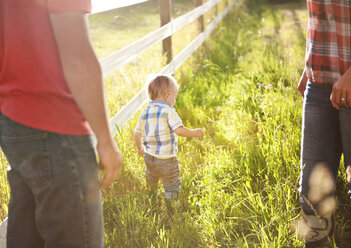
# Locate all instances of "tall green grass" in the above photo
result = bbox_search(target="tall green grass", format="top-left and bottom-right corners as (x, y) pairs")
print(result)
(0, 0), (350, 247)
(101, 0), (350, 247)
(0, 153), (9, 221)
(0, 0), (212, 222)
(101, 0), (311, 247)
(88, 0), (228, 120)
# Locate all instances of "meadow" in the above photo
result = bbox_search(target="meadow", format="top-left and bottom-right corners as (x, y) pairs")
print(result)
(97, 0), (351, 247)
(0, 0), (351, 247)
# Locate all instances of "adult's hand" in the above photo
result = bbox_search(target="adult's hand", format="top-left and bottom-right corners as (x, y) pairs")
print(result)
(97, 139), (123, 188)
(330, 68), (351, 110)
(297, 69), (308, 97)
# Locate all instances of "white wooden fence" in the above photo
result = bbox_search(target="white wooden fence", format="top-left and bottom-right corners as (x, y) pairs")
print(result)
(91, 0), (149, 14)
(0, 0), (237, 246)
(105, 0), (237, 136)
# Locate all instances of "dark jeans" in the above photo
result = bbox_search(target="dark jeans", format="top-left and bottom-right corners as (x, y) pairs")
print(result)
(144, 153), (181, 200)
(0, 114), (104, 248)
(299, 81), (351, 214)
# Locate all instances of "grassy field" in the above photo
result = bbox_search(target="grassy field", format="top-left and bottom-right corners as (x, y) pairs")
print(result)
(0, 0), (351, 247)
(88, 0), (226, 121)
(99, 0), (351, 247)
(101, 0), (307, 246)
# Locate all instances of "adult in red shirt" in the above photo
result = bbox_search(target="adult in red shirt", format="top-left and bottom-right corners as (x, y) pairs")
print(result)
(0, 0), (122, 247)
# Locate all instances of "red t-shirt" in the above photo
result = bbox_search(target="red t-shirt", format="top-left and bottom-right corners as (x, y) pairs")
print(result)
(0, 0), (93, 135)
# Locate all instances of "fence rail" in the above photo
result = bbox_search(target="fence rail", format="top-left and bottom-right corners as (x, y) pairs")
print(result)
(0, 0), (237, 245)
(91, 0), (149, 14)
(108, 0), (237, 137)
(100, 0), (222, 77)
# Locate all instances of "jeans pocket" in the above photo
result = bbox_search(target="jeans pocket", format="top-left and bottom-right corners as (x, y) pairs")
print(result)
(1, 124), (51, 190)
(304, 81), (333, 108)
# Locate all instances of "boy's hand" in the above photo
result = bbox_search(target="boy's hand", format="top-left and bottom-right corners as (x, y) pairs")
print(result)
(194, 128), (205, 139)
(138, 149), (145, 156)
(134, 132), (144, 156)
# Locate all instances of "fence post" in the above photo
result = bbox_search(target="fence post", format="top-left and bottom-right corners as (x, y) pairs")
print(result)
(160, 0), (172, 64)
(195, 0), (204, 32)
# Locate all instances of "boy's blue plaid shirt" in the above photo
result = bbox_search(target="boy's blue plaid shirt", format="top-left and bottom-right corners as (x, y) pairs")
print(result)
(135, 101), (183, 158)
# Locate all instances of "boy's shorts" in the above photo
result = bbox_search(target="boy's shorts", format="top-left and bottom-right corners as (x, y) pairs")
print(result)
(144, 153), (181, 200)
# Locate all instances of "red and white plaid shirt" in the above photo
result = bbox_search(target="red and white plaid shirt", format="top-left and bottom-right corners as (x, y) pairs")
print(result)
(305, 0), (351, 84)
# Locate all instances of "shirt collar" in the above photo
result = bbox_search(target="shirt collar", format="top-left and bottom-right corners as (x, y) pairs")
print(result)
(148, 101), (174, 109)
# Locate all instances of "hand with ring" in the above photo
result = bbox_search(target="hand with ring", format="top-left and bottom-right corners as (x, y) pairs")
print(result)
(330, 69), (351, 109)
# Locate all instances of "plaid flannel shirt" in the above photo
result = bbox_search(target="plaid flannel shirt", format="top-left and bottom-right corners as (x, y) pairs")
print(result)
(135, 101), (183, 158)
(305, 0), (351, 84)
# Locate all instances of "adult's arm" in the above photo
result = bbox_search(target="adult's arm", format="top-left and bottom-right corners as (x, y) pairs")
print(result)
(330, 67), (351, 109)
(49, 11), (122, 187)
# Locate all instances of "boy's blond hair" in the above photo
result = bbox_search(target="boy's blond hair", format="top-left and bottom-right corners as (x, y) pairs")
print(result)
(146, 74), (178, 100)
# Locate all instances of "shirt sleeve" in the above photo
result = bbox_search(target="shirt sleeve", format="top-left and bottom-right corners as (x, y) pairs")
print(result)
(167, 109), (183, 131)
(47, 0), (92, 14)
(135, 112), (143, 133)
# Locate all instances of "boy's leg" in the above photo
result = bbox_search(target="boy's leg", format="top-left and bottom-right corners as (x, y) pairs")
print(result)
(144, 154), (159, 207)
(146, 180), (158, 208)
(160, 157), (181, 215)
(299, 82), (341, 245)
(0, 115), (103, 248)
(144, 155), (181, 214)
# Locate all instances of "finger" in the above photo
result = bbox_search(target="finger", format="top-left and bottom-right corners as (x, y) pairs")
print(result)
(331, 99), (340, 110)
(101, 158), (122, 188)
(334, 87), (341, 106)
(299, 89), (304, 97)
(346, 165), (351, 183)
(100, 171), (113, 188)
(344, 91), (351, 107)
(330, 88), (340, 110)
(297, 85), (304, 97)
(100, 164), (116, 188)
(300, 86), (305, 97)
(340, 91), (347, 107)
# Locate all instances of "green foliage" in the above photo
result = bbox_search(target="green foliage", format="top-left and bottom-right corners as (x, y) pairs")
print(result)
(0, 0), (349, 247)
(0, 153), (9, 221)
(100, 0), (314, 247)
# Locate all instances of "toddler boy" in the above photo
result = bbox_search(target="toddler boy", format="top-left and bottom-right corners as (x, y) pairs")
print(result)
(134, 74), (204, 210)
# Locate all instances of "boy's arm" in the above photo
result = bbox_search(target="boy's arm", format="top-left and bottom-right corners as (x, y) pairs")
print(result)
(134, 132), (144, 156)
(174, 126), (204, 138)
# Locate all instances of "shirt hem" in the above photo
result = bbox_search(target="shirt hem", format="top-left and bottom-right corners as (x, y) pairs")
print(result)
(144, 152), (176, 159)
